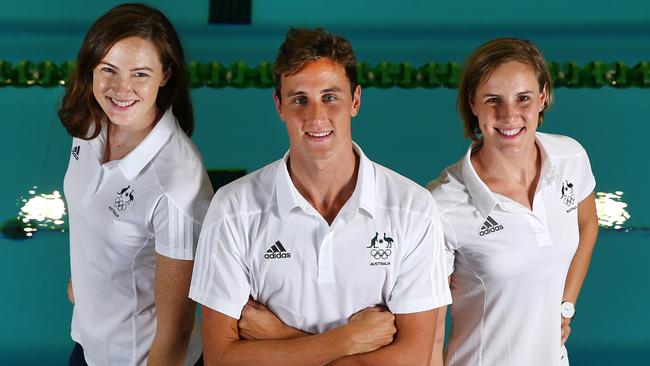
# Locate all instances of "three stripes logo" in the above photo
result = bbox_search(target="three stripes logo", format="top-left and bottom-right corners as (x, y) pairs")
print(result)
(264, 240), (292, 259)
(479, 216), (504, 236)
(71, 145), (80, 160)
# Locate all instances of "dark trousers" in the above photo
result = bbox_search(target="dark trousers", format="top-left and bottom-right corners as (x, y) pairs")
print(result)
(69, 343), (204, 366)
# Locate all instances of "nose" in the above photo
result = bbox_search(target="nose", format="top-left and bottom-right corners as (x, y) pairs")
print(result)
(306, 101), (328, 125)
(498, 102), (518, 123)
(111, 75), (133, 96)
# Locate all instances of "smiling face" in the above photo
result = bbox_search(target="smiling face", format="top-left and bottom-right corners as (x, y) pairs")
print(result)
(470, 61), (546, 155)
(274, 58), (361, 163)
(92, 36), (170, 131)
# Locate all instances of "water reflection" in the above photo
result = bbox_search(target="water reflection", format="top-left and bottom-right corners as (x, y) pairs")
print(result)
(595, 191), (631, 230)
(1, 186), (67, 239)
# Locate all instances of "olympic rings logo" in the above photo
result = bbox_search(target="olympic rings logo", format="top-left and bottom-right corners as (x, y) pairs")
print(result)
(114, 197), (130, 211)
(370, 249), (392, 260)
(563, 195), (575, 206)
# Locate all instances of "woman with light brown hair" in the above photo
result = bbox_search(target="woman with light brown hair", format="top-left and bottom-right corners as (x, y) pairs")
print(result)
(59, 4), (212, 365)
(429, 38), (598, 366)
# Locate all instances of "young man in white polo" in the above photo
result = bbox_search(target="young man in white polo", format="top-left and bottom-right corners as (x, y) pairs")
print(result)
(189, 28), (451, 365)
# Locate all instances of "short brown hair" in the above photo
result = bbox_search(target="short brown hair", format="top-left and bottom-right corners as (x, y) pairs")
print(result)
(457, 38), (553, 141)
(58, 3), (194, 139)
(273, 28), (358, 100)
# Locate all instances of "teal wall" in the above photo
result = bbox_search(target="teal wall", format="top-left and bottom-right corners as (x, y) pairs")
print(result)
(1, 1), (649, 365)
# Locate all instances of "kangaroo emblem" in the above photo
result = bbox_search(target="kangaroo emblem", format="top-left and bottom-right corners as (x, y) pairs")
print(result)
(561, 180), (574, 199)
(114, 185), (135, 210)
(367, 232), (380, 248)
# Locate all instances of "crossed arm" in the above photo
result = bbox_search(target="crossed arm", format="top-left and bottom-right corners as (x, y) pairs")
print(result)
(202, 300), (438, 366)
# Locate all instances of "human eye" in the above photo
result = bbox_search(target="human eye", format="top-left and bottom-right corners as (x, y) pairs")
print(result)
(100, 66), (115, 74)
(485, 97), (499, 105)
(323, 94), (337, 103)
(133, 72), (150, 78)
(517, 95), (531, 102)
(292, 96), (308, 105)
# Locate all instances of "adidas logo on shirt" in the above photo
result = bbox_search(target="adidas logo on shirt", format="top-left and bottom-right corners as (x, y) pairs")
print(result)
(479, 216), (504, 236)
(264, 241), (291, 259)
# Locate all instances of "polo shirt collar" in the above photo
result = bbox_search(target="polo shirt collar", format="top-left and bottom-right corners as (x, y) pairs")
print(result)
(118, 108), (175, 180)
(461, 142), (498, 219)
(536, 133), (561, 188)
(462, 132), (558, 218)
(275, 141), (376, 219)
(84, 108), (176, 180)
(86, 121), (107, 162)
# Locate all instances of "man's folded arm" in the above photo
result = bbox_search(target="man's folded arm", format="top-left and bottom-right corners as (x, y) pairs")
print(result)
(201, 304), (397, 366)
(327, 308), (438, 366)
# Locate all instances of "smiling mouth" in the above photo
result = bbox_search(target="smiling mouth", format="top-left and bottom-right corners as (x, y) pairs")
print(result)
(108, 97), (137, 108)
(305, 131), (333, 138)
(496, 127), (524, 137)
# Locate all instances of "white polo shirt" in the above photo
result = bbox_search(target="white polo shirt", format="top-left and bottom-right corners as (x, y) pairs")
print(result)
(64, 108), (213, 366)
(429, 132), (595, 366)
(190, 143), (451, 334)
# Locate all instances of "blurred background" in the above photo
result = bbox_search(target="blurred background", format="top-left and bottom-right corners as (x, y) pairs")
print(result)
(1, 0), (649, 364)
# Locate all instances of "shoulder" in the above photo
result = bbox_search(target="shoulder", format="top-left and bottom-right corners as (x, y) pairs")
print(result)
(154, 130), (213, 213)
(372, 162), (436, 216)
(537, 132), (589, 159)
(203, 160), (279, 227)
(426, 159), (467, 215)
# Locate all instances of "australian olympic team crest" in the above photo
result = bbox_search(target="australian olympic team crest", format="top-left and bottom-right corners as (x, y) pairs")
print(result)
(561, 180), (577, 213)
(367, 232), (394, 266)
(108, 185), (135, 217)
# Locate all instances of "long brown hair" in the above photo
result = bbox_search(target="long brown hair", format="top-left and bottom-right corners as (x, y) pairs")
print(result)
(457, 38), (553, 142)
(58, 3), (194, 139)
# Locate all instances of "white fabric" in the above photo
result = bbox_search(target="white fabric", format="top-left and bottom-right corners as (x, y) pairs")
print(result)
(64, 108), (213, 366)
(190, 143), (451, 334)
(429, 132), (595, 366)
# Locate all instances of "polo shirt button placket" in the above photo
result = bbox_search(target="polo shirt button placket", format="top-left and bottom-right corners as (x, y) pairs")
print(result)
(318, 232), (335, 284)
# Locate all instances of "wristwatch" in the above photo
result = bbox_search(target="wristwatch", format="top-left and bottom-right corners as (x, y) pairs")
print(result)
(561, 301), (575, 320)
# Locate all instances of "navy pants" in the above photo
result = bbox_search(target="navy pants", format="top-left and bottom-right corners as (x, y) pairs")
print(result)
(69, 343), (204, 365)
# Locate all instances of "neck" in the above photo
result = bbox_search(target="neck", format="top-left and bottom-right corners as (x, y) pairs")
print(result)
(471, 140), (542, 209)
(288, 145), (359, 225)
(103, 110), (159, 163)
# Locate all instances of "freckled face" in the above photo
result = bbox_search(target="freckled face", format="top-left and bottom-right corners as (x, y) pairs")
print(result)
(274, 58), (360, 162)
(92, 36), (169, 130)
(471, 61), (546, 154)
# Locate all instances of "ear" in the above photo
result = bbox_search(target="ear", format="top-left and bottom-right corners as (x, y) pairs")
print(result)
(273, 91), (285, 121)
(350, 85), (361, 117)
(160, 67), (171, 87)
(539, 83), (547, 111)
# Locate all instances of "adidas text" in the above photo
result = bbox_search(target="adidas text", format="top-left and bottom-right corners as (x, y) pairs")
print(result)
(264, 252), (291, 259)
(479, 225), (504, 236)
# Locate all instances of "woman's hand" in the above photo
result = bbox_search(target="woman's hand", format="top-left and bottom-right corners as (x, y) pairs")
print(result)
(67, 279), (75, 304)
(561, 317), (571, 345)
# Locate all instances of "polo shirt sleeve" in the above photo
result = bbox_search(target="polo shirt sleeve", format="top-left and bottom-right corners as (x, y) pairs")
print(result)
(189, 216), (251, 320)
(387, 200), (452, 314)
(440, 216), (458, 276)
(151, 193), (208, 260)
(576, 148), (596, 202)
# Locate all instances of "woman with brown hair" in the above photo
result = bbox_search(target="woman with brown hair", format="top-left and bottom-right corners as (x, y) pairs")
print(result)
(59, 4), (212, 365)
(429, 38), (598, 365)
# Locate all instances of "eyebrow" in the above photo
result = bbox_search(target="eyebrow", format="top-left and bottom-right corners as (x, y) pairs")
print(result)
(480, 90), (534, 98)
(99, 62), (154, 72)
(286, 87), (344, 97)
